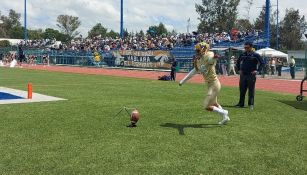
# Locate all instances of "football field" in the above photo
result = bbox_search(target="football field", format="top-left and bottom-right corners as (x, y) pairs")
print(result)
(0, 67), (306, 175)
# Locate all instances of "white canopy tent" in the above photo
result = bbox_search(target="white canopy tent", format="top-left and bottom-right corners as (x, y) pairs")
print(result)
(256, 47), (289, 61)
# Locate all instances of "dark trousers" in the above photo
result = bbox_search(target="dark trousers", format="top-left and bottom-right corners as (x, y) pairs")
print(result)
(170, 69), (176, 81)
(239, 74), (256, 106)
(277, 66), (282, 76)
(290, 67), (295, 79)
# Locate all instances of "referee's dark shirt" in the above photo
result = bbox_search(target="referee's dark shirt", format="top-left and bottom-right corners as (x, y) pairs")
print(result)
(236, 51), (264, 75)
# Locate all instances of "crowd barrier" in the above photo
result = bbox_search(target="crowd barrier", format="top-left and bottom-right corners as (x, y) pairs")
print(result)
(0, 46), (306, 74)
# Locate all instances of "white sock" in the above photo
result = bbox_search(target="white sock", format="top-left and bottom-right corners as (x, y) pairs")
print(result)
(212, 106), (227, 115)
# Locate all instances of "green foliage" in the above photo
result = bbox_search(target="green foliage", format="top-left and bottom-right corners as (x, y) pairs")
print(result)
(280, 9), (305, 50)
(28, 29), (43, 40)
(56, 15), (81, 39)
(87, 23), (119, 39)
(0, 68), (306, 174)
(0, 40), (10, 47)
(147, 23), (168, 37)
(0, 9), (22, 38)
(42, 28), (70, 42)
(107, 30), (119, 38)
(196, 0), (240, 33)
(235, 19), (253, 31)
(124, 28), (129, 38)
(9, 26), (23, 39)
(88, 23), (108, 38)
(254, 6), (266, 31)
(139, 30), (145, 37)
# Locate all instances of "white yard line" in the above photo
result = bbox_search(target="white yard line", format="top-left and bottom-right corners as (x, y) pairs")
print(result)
(0, 87), (66, 105)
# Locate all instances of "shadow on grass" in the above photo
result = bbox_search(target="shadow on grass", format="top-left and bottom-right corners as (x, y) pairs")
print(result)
(278, 100), (307, 111)
(160, 123), (221, 135)
(221, 105), (247, 109)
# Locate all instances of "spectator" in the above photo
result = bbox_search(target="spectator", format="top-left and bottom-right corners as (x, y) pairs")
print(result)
(276, 58), (283, 76)
(221, 58), (228, 76)
(42, 54), (49, 66)
(270, 58), (276, 75)
(261, 57), (269, 78)
(289, 56), (296, 79)
(229, 56), (237, 75)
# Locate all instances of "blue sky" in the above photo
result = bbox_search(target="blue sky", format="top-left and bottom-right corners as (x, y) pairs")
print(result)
(0, 0), (306, 36)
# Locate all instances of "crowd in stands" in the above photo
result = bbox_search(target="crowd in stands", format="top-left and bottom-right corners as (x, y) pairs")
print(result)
(65, 29), (261, 52)
(0, 52), (16, 65)
(19, 38), (58, 48)
(14, 29), (262, 53)
(0, 51), (49, 67)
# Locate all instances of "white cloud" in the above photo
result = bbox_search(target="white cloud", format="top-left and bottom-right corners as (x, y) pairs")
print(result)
(0, 0), (306, 36)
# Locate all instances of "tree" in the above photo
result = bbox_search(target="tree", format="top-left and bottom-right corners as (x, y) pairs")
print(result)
(0, 9), (22, 38)
(254, 6), (265, 31)
(139, 30), (145, 37)
(168, 29), (177, 36)
(28, 29), (43, 40)
(253, 3), (281, 48)
(0, 11), (5, 38)
(107, 30), (119, 38)
(147, 22), (168, 36)
(56, 15), (81, 39)
(43, 28), (70, 42)
(10, 26), (23, 39)
(0, 40), (10, 47)
(156, 23), (168, 36)
(88, 23), (108, 38)
(124, 28), (129, 38)
(235, 19), (253, 31)
(196, 0), (240, 33)
(254, 4), (276, 31)
(280, 9), (305, 50)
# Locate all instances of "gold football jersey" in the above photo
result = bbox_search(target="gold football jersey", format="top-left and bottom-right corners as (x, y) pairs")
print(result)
(194, 51), (217, 82)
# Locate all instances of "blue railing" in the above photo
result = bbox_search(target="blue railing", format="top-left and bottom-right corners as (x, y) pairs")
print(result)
(0, 32), (273, 72)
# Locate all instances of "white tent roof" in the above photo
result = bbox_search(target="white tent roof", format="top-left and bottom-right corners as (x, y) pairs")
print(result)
(256, 47), (288, 61)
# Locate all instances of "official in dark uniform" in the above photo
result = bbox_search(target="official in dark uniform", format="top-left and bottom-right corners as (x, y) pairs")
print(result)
(18, 45), (25, 66)
(235, 42), (264, 110)
(170, 58), (177, 81)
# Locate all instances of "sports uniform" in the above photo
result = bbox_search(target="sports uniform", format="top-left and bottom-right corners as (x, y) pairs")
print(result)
(179, 42), (229, 125)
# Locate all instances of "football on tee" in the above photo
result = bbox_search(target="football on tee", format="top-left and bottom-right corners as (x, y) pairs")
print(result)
(130, 109), (140, 124)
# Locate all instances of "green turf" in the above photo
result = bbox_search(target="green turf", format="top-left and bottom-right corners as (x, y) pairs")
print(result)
(0, 67), (306, 175)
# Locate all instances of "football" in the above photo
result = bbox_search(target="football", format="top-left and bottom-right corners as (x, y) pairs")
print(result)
(130, 109), (140, 124)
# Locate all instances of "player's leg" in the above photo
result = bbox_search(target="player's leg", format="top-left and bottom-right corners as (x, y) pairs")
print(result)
(212, 80), (229, 124)
(204, 81), (229, 124)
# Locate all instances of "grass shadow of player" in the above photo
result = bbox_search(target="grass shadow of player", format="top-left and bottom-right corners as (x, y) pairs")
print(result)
(277, 100), (307, 111)
(160, 123), (221, 135)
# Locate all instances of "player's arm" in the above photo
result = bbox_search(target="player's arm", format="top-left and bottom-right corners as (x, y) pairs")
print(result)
(236, 54), (242, 72)
(179, 68), (197, 86)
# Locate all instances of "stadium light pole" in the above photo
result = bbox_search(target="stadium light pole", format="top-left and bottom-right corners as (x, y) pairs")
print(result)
(120, 0), (124, 38)
(265, 0), (270, 48)
(24, 0), (28, 44)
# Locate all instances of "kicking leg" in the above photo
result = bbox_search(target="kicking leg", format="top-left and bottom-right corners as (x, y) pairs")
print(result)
(204, 81), (229, 124)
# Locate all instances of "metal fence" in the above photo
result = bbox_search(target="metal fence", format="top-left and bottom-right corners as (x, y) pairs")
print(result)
(1, 46), (306, 77)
